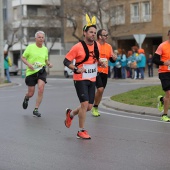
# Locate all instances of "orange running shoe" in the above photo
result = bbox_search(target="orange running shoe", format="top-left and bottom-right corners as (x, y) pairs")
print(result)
(77, 130), (91, 139)
(64, 108), (73, 128)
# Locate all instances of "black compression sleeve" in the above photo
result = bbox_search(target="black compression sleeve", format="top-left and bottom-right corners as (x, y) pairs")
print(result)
(152, 53), (164, 65)
(63, 58), (72, 67)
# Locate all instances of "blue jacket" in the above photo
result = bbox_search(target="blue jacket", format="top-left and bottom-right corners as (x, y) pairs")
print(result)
(108, 60), (115, 67)
(136, 53), (146, 68)
(120, 54), (127, 67)
(4, 56), (9, 69)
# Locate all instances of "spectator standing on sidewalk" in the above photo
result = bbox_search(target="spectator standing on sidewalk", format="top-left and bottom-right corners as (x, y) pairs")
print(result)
(4, 51), (11, 83)
(136, 48), (146, 79)
(153, 29), (170, 122)
(131, 46), (139, 79)
(120, 49), (127, 79)
(147, 53), (153, 77)
(91, 29), (116, 117)
(126, 50), (133, 78)
(108, 58), (115, 79)
(115, 49), (122, 79)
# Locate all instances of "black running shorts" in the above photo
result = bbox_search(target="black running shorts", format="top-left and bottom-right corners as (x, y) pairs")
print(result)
(159, 72), (170, 91)
(74, 80), (96, 104)
(96, 72), (108, 89)
(25, 68), (47, 86)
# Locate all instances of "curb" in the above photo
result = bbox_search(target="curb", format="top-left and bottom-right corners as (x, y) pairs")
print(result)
(0, 82), (18, 88)
(102, 98), (161, 117)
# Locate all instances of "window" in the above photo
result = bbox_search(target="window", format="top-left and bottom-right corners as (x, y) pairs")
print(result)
(13, 8), (18, 21)
(111, 5), (125, 26)
(27, 5), (38, 16)
(110, 6), (116, 25)
(142, 1), (151, 22)
(37, 8), (47, 16)
(3, 0), (7, 21)
(131, 1), (151, 23)
(131, 3), (140, 23)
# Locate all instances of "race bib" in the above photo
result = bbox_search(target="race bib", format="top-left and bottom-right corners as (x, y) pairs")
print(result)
(82, 63), (97, 79)
(33, 62), (43, 70)
(168, 65), (170, 70)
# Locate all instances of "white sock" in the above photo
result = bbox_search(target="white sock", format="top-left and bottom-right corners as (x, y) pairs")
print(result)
(70, 111), (74, 118)
(79, 128), (85, 132)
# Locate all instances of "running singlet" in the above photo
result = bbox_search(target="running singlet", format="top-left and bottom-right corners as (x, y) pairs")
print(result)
(155, 41), (170, 73)
(97, 43), (113, 74)
(65, 42), (99, 82)
(23, 43), (48, 76)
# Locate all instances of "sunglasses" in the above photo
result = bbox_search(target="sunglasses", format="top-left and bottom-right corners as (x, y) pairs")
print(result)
(101, 34), (108, 37)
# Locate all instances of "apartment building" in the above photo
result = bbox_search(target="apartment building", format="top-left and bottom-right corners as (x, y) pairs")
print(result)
(63, 0), (170, 57)
(7, 0), (66, 74)
(109, 0), (170, 55)
(3, 0), (170, 74)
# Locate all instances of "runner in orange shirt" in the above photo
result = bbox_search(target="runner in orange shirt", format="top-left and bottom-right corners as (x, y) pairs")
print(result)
(91, 29), (117, 117)
(63, 15), (105, 139)
(153, 29), (170, 122)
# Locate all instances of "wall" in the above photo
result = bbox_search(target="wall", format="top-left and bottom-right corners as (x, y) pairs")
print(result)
(49, 54), (65, 73)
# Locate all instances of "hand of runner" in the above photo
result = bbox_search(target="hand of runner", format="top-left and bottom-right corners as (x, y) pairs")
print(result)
(99, 58), (107, 68)
(48, 63), (53, 68)
(28, 63), (34, 70)
(164, 60), (170, 66)
(112, 53), (117, 60)
(77, 67), (86, 73)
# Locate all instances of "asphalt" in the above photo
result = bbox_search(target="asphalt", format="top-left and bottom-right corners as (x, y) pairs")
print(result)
(0, 76), (162, 117)
(101, 76), (162, 117)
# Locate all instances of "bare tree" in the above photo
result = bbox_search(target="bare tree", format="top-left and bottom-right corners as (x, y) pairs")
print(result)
(62, 0), (120, 44)
(3, 22), (21, 51)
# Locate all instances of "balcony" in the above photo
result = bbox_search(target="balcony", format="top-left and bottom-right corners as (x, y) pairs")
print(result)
(12, 19), (61, 28)
(12, 0), (61, 7)
(131, 16), (140, 23)
(142, 15), (151, 22)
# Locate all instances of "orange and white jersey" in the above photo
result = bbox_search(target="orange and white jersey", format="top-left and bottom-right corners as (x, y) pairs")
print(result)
(65, 42), (100, 81)
(155, 41), (170, 73)
(97, 43), (113, 74)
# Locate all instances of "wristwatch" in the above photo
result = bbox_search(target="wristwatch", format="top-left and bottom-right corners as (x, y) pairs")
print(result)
(73, 67), (78, 73)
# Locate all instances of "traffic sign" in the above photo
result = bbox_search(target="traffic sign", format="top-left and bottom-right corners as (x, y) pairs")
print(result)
(133, 34), (146, 48)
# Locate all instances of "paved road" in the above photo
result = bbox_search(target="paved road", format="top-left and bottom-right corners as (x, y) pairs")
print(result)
(0, 76), (170, 170)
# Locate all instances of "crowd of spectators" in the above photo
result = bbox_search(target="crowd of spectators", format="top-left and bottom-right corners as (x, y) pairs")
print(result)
(108, 46), (154, 80)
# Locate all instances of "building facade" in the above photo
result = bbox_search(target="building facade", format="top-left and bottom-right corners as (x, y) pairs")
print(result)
(7, 0), (65, 74)
(63, 0), (170, 57)
(109, 0), (166, 56)
(3, 0), (170, 74)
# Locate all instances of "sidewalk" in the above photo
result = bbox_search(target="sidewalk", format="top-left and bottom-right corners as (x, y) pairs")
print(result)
(101, 76), (162, 117)
(0, 82), (17, 88)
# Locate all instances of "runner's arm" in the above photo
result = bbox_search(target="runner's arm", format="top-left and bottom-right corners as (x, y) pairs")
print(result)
(21, 56), (34, 70)
(152, 53), (164, 65)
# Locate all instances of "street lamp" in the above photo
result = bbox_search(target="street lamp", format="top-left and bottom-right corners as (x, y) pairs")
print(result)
(0, 0), (4, 81)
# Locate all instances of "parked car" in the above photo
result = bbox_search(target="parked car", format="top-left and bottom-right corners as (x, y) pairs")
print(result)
(9, 64), (19, 75)
(64, 59), (75, 78)
(64, 66), (73, 78)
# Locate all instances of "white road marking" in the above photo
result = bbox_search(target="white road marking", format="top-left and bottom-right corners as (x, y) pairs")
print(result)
(99, 110), (164, 123)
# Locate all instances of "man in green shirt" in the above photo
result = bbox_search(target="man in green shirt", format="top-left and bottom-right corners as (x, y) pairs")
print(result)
(21, 31), (53, 117)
